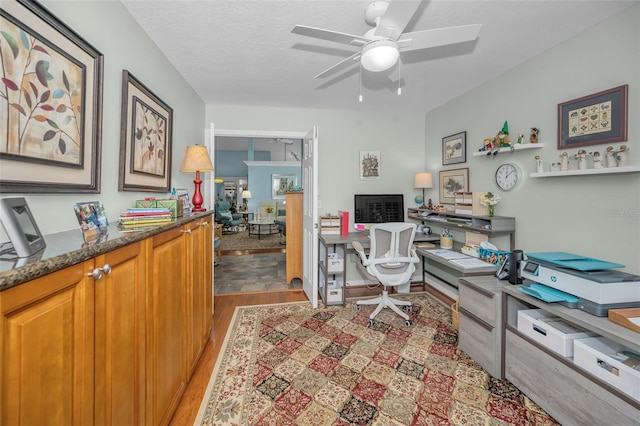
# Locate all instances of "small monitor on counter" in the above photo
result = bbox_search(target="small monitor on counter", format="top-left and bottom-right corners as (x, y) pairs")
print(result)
(0, 197), (46, 258)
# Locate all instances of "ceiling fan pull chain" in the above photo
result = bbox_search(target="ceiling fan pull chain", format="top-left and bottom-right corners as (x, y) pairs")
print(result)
(397, 60), (402, 96)
(359, 63), (363, 103)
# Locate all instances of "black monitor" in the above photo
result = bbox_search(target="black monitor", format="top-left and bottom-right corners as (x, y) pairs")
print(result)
(0, 198), (46, 258)
(354, 194), (404, 223)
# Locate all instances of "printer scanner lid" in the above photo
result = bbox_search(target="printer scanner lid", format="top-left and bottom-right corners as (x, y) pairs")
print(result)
(526, 252), (625, 271)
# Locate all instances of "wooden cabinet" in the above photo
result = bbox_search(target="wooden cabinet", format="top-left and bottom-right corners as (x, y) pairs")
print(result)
(147, 227), (188, 426)
(94, 241), (147, 426)
(185, 217), (213, 378)
(1, 261), (95, 426)
(0, 214), (213, 426)
(285, 192), (303, 284)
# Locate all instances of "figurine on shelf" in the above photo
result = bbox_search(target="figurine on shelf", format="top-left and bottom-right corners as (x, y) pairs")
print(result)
(530, 127), (539, 144)
(616, 145), (628, 167)
(517, 133), (524, 144)
(492, 121), (511, 155)
(534, 155), (544, 173)
(560, 152), (570, 171)
(605, 146), (616, 168)
(427, 198), (434, 210)
(591, 151), (603, 168)
(575, 149), (588, 170)
(479, 137), (494, 156)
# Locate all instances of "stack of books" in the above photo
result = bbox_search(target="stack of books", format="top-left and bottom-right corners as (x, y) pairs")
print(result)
(118, 208), (173, 231)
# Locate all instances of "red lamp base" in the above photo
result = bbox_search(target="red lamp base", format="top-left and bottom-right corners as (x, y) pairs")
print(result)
(191, 171), (205, 212)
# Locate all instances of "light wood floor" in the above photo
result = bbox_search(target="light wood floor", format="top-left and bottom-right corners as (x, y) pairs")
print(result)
(169, 285), (453, 425)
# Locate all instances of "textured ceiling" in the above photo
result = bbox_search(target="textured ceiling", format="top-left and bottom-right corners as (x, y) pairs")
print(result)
(122, 0), (638, 114)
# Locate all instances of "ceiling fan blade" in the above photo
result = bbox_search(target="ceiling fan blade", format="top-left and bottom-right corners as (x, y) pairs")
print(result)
(398, 24), (482, 51)
(314, 52), (361, 79)
(292, 25), (369, 46)
(374, 0), (422, 40)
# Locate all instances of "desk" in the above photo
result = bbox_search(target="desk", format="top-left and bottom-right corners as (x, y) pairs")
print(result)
(318, 232), (440, 306)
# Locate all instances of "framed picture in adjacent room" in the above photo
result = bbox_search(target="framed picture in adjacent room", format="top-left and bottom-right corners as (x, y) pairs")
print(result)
(442, 131), (467, 165)
(272, 174), (297, 199)
(558, 84), (628, 149)
(0, 0), (104, 193)
(360, 151), (380, 180)
(439, 168), (469, 204)
(118, 70), (173, 192)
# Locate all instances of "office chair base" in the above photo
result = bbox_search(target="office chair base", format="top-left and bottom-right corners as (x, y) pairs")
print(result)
(356, 289), (412, 326)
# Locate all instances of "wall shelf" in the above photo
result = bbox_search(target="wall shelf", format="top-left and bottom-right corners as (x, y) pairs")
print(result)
(472, 143), (544, 157)
(530, 165), (640, 178)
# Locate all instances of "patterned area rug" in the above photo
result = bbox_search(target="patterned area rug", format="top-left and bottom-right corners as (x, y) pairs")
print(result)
(220, 229), (283, 251)
(195, 294), (559, 425)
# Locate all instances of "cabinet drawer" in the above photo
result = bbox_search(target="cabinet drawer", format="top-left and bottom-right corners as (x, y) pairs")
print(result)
(459, 281), (497, 325)
(459, 309), (500, 378)
(505, 330), (639, 426)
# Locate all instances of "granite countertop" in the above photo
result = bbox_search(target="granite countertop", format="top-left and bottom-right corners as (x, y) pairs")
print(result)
(0, 211), (213, 291)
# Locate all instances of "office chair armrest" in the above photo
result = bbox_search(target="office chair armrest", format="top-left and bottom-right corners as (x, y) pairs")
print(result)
(351, 241), (368, 263)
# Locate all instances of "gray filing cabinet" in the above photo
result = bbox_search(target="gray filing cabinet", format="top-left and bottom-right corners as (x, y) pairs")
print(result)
(458, 276), (505, 379)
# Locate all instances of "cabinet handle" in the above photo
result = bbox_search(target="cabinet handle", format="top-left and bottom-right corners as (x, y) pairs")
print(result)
(182, 229), (192, 234)
(201, 221), (209, 227)
(87, 264), (112, 279)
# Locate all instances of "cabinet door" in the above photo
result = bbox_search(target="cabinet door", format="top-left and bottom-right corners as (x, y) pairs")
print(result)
(147, 227), (187, 425)
(1, 262), (94, 426)
(185, 217), (213, 378)
(286, 192), (303, 283)
(94, 241), (147, 426)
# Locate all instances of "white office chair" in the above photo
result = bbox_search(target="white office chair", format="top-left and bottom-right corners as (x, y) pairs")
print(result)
(353, 222), (419, 327)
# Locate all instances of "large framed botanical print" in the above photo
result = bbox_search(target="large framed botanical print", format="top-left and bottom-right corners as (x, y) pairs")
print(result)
(0, 0), (104, 193)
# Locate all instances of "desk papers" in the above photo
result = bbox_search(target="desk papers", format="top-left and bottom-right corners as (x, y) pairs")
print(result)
(427, 249), (469, 260)
(449, 258), (497, 269)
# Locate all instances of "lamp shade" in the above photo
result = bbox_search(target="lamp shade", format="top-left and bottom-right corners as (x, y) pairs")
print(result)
(414, 172), (433, 189)
(241, 190), (252, 199)
(361, 39), (399, 72)
(179, 145), (214, 172)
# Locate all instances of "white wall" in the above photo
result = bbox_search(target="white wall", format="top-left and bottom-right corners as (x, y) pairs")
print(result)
(424, 5), (640, 273)
(1, 1), (206, 238)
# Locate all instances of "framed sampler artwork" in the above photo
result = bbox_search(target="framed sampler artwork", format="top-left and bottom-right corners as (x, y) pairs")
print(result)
(442, 131), (467, 165)
(558, 85), (628, 149)
(118, 70), (173, 192)
(439, 168), (469, 205)
(360, 151), (380, 180)
(0, 0), (104, 193)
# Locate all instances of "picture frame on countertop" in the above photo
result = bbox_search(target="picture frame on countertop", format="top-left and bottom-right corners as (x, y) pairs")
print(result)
(72, 201), (108, 241)
(442, 131), (467, 165)
(118, 70), (173, 192)
(0, 0), (104, 193)
(439, 168), (469, 205)
(558, 84), (628, 149)
(272, 174), (297, 199)
(175, 188), (192, 213)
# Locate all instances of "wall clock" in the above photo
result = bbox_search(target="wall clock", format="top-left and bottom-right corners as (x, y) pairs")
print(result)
(495, 163), (522, 191)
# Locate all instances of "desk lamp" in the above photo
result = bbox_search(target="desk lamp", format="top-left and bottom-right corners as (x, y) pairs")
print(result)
(241, 189), (252, 211)
(414, 172), (433, 209)
(180, 145), (214, 212)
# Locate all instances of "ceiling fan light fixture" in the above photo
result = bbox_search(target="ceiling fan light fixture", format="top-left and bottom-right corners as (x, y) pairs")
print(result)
(361, 39), (399, 72)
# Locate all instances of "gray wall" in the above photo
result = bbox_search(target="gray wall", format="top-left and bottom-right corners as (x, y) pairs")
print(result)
(0, 0), (206, 237)
(207, 5), (640, 273)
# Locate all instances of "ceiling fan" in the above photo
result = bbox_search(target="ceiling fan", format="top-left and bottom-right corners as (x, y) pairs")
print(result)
(291, 0), (481, 79)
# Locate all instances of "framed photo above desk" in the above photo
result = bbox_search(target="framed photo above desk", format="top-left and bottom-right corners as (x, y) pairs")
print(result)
(439, 168), (469, 204)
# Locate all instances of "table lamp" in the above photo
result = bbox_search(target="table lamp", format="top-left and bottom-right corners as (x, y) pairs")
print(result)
(414, 172), (433, 209)
(180, 145), (214, 212)
(241, 189), (252, 211)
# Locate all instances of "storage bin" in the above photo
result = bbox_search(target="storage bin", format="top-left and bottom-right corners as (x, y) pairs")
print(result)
(574, 336), (640, 400)
(517, 309), (595, 357)
(327, 253), (344, 273)
(321, 280), (343, 303)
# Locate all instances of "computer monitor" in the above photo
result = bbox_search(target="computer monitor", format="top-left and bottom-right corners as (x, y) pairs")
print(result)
(0, 197), (46, 258)
(354, 194), (404, 223)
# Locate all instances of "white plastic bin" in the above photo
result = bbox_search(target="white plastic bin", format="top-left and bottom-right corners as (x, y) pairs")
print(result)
(517, 309), (595, 357)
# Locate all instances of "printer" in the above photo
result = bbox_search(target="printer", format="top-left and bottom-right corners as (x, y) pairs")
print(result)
(518, 252), (640, 317)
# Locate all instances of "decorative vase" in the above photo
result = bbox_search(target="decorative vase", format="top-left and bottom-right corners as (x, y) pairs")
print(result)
(488, 205), (495, 217)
